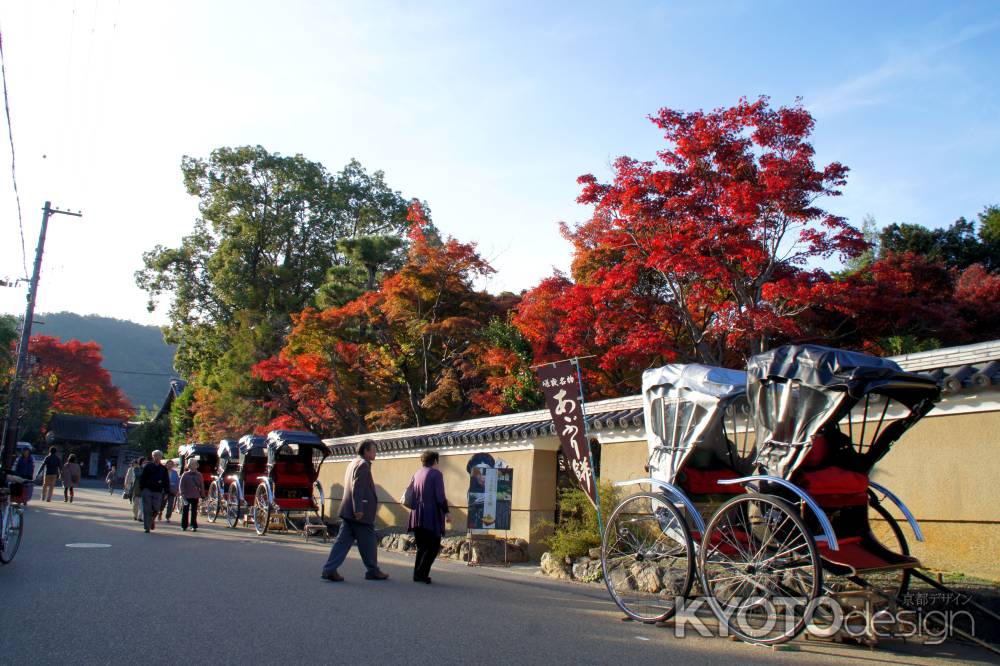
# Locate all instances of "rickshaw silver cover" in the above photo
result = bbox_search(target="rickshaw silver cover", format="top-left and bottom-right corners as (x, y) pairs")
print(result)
(642, 364), (747, 486)
(746, 344), (938, 480)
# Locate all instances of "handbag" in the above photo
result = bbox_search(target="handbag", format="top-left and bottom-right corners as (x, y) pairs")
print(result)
(400, 478), (415, 510)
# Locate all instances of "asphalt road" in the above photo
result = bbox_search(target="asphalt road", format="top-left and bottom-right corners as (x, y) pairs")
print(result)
(0, 483), (994, 666)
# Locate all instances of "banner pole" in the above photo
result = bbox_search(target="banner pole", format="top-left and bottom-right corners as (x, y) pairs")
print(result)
(572, 357), (603, 536)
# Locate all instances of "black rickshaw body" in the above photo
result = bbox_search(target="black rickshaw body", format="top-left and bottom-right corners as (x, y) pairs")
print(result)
(177, 443), (219, 494)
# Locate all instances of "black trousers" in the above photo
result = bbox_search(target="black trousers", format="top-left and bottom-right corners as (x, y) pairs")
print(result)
(181, 498), (199, 530)
(413, 527), (441, 581)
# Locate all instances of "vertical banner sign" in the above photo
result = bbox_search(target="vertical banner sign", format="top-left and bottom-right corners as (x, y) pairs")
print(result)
(536, 360), (599, 509)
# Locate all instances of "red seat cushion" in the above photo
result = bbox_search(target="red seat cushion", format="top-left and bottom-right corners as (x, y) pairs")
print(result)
(273, 461), (314, 488)
(278, 474), (313, 488)
(275, 497), (314, 510)
(678, 467), (744, 495)
(795, 466), (868, 507)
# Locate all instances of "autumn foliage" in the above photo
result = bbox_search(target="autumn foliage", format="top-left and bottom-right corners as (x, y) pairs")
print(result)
(27, 335), (133, 420)
(157, 102), (1000, 442)
(252, 203), (528, 434)
(514, 97), (866, 395)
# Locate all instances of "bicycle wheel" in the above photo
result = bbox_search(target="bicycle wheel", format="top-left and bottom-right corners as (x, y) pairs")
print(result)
(700, 493), (822, 645)
(0, 505), (24, 564)
(601, 492), (695, 622)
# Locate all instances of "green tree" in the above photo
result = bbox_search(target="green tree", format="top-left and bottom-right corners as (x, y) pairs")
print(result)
(169, 383), (196, 450)
(136, 146), (414, 436)
(880, 211), (1000, 270)
(978, 205), (1000, 254)
(315, 235), (406, 308)
(842, 215), (879, 273)
(127, 406), (171, 457)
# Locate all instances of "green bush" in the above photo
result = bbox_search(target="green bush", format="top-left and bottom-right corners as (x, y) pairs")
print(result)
(535, 482), (619, 561)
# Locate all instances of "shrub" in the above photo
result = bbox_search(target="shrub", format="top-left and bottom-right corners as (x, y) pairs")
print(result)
(535, 482), (619, 561)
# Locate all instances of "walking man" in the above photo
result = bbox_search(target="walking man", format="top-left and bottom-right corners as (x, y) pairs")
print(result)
(40, 447), (60, 502)
(138, 450), (170, 533)
(321, 440), (389, 582)
(159, 460), (179, 522)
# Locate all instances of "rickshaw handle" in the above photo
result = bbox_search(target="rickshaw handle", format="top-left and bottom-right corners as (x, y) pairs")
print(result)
(715, 475), (839, 551)
(868, 481), (924, 542)
(612, 477), (706, 533)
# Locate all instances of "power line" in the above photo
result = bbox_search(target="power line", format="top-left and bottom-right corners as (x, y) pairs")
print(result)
(104, 369), (179, 377)
(0, 29), (28, 278)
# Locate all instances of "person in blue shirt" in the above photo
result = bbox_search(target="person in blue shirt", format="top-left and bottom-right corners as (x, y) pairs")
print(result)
(14, 447), (34, 503)
(157, 459), (180, 523)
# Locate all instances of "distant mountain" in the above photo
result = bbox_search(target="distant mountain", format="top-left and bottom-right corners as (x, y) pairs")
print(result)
(34, 312), (178, 413)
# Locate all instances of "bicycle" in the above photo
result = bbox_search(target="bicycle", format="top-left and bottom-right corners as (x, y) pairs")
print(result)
(0, 469), (27, 564)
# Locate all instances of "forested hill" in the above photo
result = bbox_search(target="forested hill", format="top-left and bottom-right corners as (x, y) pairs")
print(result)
(35, 312), (177, 413)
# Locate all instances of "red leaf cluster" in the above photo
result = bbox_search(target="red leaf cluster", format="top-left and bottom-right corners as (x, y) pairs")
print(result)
(26, 335), (133, 420)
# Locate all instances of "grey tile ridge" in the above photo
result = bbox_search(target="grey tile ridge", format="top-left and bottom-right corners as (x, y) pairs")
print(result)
(890, 339), (1000, 370)
(323, 393), (644, 445)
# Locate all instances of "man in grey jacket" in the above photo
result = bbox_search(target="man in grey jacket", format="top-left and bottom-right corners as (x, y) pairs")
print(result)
(321, 440), (389, 582)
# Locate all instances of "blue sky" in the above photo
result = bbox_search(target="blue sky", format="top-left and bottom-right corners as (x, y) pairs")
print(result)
(0, 1), (997, 325)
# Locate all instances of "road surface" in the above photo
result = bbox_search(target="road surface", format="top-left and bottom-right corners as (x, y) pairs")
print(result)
(0, 483), (993, 665)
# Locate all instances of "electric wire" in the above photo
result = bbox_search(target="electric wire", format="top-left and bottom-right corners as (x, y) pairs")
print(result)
(104, 369), (178, 377)
(0, 29), (28, 278)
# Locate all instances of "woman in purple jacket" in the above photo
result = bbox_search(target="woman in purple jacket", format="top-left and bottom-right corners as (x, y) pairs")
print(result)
(407, 450), (451, 583)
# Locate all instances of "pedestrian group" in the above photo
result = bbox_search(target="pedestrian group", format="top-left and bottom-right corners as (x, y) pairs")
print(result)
(25, 440), (455, 585)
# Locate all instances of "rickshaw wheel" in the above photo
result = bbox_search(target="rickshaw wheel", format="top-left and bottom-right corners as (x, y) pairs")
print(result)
(206, 482), (221, 523)
(225, 483), (241, 529)
(601, 492), (694, 622)
(866, 498), (911, 603)
(253, 484), (271, 536)
(699, 493), (822, 645)
(311, 482), (325, 522)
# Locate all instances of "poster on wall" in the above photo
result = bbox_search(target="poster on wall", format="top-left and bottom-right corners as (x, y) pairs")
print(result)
(466, 453), (513, 531)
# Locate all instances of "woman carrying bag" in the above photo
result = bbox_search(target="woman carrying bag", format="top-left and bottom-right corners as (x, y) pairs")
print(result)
(61, 454), (82, 503)
(404, 450), (450, 584)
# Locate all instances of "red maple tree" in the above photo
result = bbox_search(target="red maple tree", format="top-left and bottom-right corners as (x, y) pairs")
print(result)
(27, 335), (133, 420)
(518, 97), (865, 386)
(254, 202), (508, 433)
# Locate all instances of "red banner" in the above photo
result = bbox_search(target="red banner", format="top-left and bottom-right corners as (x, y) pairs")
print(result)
(536, 360), (597, 507)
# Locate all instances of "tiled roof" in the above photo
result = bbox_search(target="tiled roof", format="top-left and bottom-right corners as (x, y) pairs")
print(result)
(890, 340), (1000, 393)
(154, 379), (188, 422)
(323, 395), (643, 457)
(47, 413), (127, 445)
(323, 339), (1000, 456)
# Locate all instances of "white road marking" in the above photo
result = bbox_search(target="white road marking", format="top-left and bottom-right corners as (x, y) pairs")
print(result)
(65, 543), (112, 548)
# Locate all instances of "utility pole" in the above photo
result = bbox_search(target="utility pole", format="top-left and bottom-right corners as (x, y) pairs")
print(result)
(1, 201), (81, 469)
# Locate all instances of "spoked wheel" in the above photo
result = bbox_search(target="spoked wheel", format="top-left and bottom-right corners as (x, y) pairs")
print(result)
(0, 505), (24, 564)
(699, 493), (822, 645)
(312, 482), (325, 522)
(206, 482), (222, 523)
(252, 484), (271, 536)
(864, 499), (911, 603)
(601, 492), (695, 622)
(225, 483), (242, 529)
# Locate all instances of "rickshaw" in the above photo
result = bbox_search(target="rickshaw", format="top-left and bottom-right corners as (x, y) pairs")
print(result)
(697, 344), (940, 645)
(249, 430), (329, 536)
(600, 363), (754, 622)
(205, 439), (240, 523)
(220, 434), (268, 529)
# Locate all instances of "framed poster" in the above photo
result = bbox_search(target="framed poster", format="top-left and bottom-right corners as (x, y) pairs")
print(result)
(466, 453), (512, 531)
